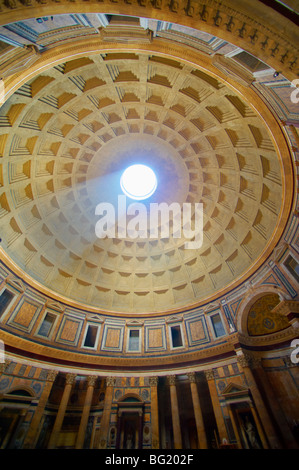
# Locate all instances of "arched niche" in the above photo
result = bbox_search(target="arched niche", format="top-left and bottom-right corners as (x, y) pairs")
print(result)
(247, 293), (290, 336)
(236, 286), (291, 336)
(118, 393), (143, 403)
(6, 386), (36, 398)
(7, 389), (33, 397)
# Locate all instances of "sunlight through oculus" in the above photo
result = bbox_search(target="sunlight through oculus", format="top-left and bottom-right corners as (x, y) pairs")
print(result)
(120, 164), (157, 200)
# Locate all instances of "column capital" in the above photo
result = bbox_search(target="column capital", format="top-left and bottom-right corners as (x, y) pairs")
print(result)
(187, 372), (197, 383)
(106, 376), (116, 387)
(149, 376), (159, 387)
(0, 359), (10, 373)
(46, 370), (58, 382)
(283, 355), (298, 368)
(167, 375), (176, 386)
(237, 353), (252, 368)
(204, 369), (215, 381)
(250, 356), (263, 369)
(87, 375), (97, 387)
(65, 373), (76, 385)
(237, 352), (262, 369)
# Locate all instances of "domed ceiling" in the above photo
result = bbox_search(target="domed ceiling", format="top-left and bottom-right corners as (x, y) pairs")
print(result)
(0, 51), (289, 314)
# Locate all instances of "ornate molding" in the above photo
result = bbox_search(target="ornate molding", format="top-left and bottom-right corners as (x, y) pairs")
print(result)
(0, 360), (11, 373)
(46, 369), (58, 382)
(187, 371), (197, 383)
(0, 0), (297, 79)
(65, 372), (76, 385)
(149, 376), (159, 387)
(237, 353), (251, 368)
(87, 375), (97, 387)
(167, 375), (176, 386)
(236, 352), (263, 369)
(106, 376), (116, 387)
(272, 300), (299, 317)
(237, 326), (294, 347)
(204, 369), (215, 381)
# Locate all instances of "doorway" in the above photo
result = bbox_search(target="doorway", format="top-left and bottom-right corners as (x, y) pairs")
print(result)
(115, 395), (144, 449)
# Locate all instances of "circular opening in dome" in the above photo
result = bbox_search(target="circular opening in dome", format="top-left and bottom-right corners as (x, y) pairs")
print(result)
(120, 164), (157, 200)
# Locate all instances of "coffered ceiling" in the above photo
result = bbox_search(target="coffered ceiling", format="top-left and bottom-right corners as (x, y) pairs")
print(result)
(0, 48), (292, 313)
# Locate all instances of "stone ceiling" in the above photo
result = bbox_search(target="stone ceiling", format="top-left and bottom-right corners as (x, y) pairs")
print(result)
(0, 49), (290, 314)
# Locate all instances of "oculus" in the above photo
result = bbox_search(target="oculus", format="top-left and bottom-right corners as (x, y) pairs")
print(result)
(120, 164), (157, 200)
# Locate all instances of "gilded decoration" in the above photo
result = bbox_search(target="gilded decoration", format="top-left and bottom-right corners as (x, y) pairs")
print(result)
(247, 294), (290, 336)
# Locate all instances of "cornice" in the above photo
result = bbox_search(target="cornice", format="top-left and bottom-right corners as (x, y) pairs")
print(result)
(0, 0), (297, 80)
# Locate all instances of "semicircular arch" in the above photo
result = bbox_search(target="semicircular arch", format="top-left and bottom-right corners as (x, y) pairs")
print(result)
(236, 285), (291, 336)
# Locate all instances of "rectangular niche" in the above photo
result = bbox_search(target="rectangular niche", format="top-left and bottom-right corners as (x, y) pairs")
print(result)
(82, 323), (101, 350)
(126, 328), (141, 353)
(209, 312), (226, 338)
(36, 311), (58, 339)
(169, 323), (184, 349)
(283, 254), (299, 283)
(0, 288), (16, 321)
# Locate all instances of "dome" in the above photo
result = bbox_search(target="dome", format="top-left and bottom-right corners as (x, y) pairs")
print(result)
(0, 51), (292, 314)
(0, 2), (298, 451)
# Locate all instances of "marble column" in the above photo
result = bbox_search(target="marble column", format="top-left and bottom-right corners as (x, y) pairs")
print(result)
(8, 409), (27, 449)
(138, 410), (143, 449)
(149, 376), (159, 449)
(204, 369), (229, 445)
(47, 372), (76, 449)
(98, 376), (116, 449)
(75, 375), (97, 449)
(187, 372), (208, 449)
(23, 369), (58, 449)
(249, 401), (269, 449)
(252, 357), (298, 449)
(237, 353), (281, 449)
(115, 411), (122, 449)
(227, 405), (242, 449)
(167, 375), (182, 449)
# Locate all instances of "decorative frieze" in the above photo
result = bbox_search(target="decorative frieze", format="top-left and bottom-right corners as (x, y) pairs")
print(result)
(0, 360), (10, 374)
(0, 0), (296, 79)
